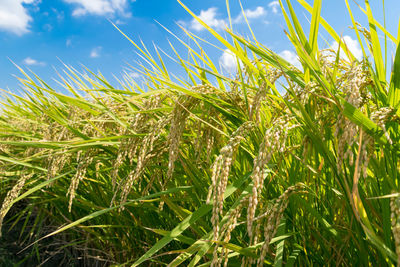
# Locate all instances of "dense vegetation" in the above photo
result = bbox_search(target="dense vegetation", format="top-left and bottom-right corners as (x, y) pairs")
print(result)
(1, 0), (400, 266)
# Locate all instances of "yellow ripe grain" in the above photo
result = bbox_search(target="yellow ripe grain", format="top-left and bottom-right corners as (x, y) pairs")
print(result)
(67, 150), (94, 212)
(0, 173), (33, 238)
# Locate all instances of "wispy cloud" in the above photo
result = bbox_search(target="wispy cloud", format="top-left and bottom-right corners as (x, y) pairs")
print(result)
(0, 0), (39, 35)
(188, 7), (227, 32)
(64, 0), (133, 17)
(66, 39), (72, 47)
(90, 46), (102, 58)
(43, 23), (53, 31)
(219, 49), (242, 74)
(180, 6), (267, 31)
(330, 35), (363, 61)
(51, 8), (65, 21)
(23, 57), (46, 66)
(128, 72), (140, 79)
(268, 1), (280, 14)
(233, 6), (266, 24)
(279, 50), (301, 69)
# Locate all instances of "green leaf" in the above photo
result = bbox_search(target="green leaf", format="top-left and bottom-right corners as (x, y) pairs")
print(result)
(308, 0), (322, 57)
(389, 41), (400, 108)
(133, 174), (250, 267)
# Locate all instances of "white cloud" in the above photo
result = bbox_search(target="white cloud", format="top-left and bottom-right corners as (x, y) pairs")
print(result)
(64, 0), (132, 17)
(0, 0), (38, 35)
(330, 35), (363, 61)
(233, 6), (266, 24)
(129, 72), (140, 78)
(23, 57), (46, 66)
(66, 39), (72, 47)
(243, 6), (266, 19)
(268, 1), (280, 14)
(51, 8), (65, 21)
(90, 46), (102, 58)
(219, 49), (242, 73)
(190, 7), (227, 32)
(279, 50), (301, 69)
(126, 71), (142, 80)
(176, 20), (187, 28)
(115, 19), (125, 25)
(43, 23), (53, 31)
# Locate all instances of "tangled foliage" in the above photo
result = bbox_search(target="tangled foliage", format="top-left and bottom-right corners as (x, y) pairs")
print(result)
(1, 1), (400, 266)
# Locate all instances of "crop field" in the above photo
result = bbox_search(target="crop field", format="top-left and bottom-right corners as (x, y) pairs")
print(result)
(1, 0), (400, 266)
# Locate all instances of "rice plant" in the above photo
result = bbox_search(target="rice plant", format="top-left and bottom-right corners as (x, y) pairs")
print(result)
(1, 0), (400, 265)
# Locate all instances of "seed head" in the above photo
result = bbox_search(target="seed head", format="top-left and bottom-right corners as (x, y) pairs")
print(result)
(0, 173), (34, 238)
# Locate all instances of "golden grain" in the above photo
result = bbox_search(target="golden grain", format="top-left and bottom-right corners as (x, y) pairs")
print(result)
(67, 150), (94, 212)
(247, 115), (297, 240)
(0, 172), (33, 237)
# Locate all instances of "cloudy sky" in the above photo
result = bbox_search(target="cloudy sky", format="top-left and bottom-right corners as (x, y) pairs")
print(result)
(0, 0), (399, 92)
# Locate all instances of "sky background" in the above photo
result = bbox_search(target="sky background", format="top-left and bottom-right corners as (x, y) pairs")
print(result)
(0, 0), (399, 93)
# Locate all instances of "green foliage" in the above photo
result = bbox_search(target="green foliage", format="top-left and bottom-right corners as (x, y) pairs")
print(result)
(1, 0), (400, 266)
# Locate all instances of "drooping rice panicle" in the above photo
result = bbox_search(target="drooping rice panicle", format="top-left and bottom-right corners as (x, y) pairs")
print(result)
(335, 62), (370, 170)
(247, 115), (298, 241)
(167, 95), (198, 179)
(67, 150), (95, 212)
(119, 116), (170, 207)
(257, 183), (305, 266)
(0, 172), (33, 237)
(207, 121), (254, 249)
(249, 68), (282, 123)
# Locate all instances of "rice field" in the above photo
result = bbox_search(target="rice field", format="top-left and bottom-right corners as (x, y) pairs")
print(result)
(1, 0), (400, 266)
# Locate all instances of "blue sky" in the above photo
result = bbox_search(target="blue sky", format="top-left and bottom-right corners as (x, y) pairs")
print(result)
(0, 0), (399, 93)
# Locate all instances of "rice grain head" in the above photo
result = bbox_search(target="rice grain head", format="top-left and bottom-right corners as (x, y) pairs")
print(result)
(257, 183), (305, 266)
(249, 68), (282, 123)
(207, 121), (253, 263)
(0, 172), (34, 238)
(119, 116), (170, 208)
(67, 150), (95, 212)
(371, 107), (394, 145)
(167, 95), (199, 179)
(247, 115), (297, 241)
(112, 94), (164, 187)
(335, 62), (370, 171)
